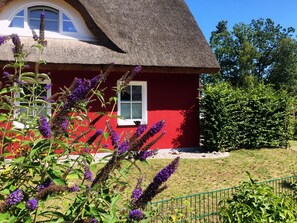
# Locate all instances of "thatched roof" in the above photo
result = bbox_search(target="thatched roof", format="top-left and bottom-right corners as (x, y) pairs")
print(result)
(0, 0), (219, 73)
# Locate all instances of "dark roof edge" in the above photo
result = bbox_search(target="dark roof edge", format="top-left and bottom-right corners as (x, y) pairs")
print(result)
(0, 62), (219, 74)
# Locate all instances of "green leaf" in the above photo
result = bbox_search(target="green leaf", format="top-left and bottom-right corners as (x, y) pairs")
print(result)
(0, 212), (10, 221)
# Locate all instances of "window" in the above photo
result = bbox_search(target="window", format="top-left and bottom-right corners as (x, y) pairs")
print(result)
(2, 1), (95, 40)
(9, 10), (24, 28)
(62, 14), (77, 32)
(118, 81), (147, 126)
(14, 82), (51, 128)
(9, 6), (76, 33)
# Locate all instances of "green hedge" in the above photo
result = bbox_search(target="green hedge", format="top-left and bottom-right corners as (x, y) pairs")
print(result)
(201, 83), (292, 151)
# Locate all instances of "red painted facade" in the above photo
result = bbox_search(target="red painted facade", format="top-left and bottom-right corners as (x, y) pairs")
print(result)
(48, 70), (200, 149)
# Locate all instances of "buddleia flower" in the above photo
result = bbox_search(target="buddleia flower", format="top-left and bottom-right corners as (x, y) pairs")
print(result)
(6, 189), (23, 206)
(106, 121), (120, 148)
(136, 150), (157, 161)
(69, 184), (80, 192)
(135, 124), (147, 137)
(153, 156), (179, 184)
(129, 209), (144, 221)
(84, 164), (94, 182)
(0, 35), (9, 45)
(131, 120), (165, 151)
(118, 140), (129, 155)
(32, 30), (39, 41)
(10, 33), (23, 55)
(44, 83), (52, 90)
(38, 178), (54, 192)
(131, 178), (143, 203)
(86, 129), (103, 145)
(38, 116), (51, 138)
(3, 71), (10, 78)
(132, 157), (180, 209)
(25, 198), (38, 211)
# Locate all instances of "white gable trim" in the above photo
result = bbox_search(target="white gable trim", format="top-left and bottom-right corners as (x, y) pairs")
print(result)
(0, 0), (95, 41)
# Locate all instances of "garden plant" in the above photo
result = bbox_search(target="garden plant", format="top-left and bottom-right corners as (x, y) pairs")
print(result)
(219, 175), (297, 223)
(0, 13), (179, 222)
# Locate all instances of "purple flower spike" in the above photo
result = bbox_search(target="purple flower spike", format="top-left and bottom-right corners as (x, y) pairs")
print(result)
(132, 188), (142, 200)
(129, 209), (144, 221)
(131, 177), (143, 204)
(61, 117), (69, 131)
(91, 218), (98, 223)
(33, 33), (39, 41)
(118, 140), (129, 155)
(44, 83), (52, 90)
(136, 124), (147, 137)
(10, 33), (22, 54)
(38, 116), (51, 138)
(6, 189), (23, 206)
(15, 79), (25, 86)
(26, 198), (38, 211)
(40, 11), (45, 19)
(38, 178), (54, 192)
(154, 157), (180, 185)
(84, 165), (94, 182)
(0, 35), (8, 45)
(69, 184), (79, 192)
(90, 74), (102, 88)
(86, 129), (103, 145)
(3, 71), (10, 78)
(132, 66), (142, 76)
(137, 150), (156, 161)
(149, 120), (165, 136)
(107, 122), (120, 148)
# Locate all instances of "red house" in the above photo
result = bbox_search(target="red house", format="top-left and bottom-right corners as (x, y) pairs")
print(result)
(0, 0), (219, 151)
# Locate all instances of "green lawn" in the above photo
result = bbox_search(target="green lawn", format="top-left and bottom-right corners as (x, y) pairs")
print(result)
(126, 147), (297, 201)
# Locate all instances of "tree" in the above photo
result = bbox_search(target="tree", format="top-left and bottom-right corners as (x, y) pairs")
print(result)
(209, 18), (297, 93)
(269, 37), (297, 95)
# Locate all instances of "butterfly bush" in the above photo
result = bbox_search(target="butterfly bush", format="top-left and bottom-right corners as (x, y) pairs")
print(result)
(0, 14), (179, 222)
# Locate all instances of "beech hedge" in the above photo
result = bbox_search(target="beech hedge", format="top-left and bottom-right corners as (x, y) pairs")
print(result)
(201, 83), (292, 151)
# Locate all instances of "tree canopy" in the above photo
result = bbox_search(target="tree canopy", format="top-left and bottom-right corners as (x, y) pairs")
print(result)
(209, 18), (297, 95)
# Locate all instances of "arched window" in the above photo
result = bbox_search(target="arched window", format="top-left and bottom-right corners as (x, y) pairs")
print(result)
(9, 6), (77, 33)
(2, 1), (94, 40)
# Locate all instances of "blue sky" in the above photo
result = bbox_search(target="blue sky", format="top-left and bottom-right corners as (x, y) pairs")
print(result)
(185, 0), (297, 42)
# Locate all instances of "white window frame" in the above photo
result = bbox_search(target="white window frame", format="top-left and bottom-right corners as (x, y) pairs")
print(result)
(13, 80), (52, 129)
(117, 81), (147, 126)
(0, 0), (95, 41)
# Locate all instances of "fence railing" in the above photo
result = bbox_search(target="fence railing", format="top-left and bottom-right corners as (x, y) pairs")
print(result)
(148, 175), (297, 222)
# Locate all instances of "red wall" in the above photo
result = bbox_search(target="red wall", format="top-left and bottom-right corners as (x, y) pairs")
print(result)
(49, 70), (200, 150)
(1, 68), (200, 150)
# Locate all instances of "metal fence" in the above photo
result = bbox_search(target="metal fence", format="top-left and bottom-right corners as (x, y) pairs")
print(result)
(148, 175), (297, 222)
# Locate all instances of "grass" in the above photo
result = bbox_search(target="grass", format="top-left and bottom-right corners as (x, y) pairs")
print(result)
(126, 146), (297, 201)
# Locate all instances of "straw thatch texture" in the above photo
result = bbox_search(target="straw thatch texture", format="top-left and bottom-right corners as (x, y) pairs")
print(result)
(0, 0), (219, 73)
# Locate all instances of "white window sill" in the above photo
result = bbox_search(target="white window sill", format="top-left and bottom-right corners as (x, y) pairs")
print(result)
(117, 119), (147, 126)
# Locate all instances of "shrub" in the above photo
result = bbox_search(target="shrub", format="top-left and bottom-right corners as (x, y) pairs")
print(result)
(0, 15), (179, 222)
(219, 176), (297, 223)
(201, 82), (292, 151)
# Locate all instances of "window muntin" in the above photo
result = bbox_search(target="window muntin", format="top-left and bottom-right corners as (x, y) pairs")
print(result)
(118, 81), (147, 126)
(14, 82), (51, 128)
